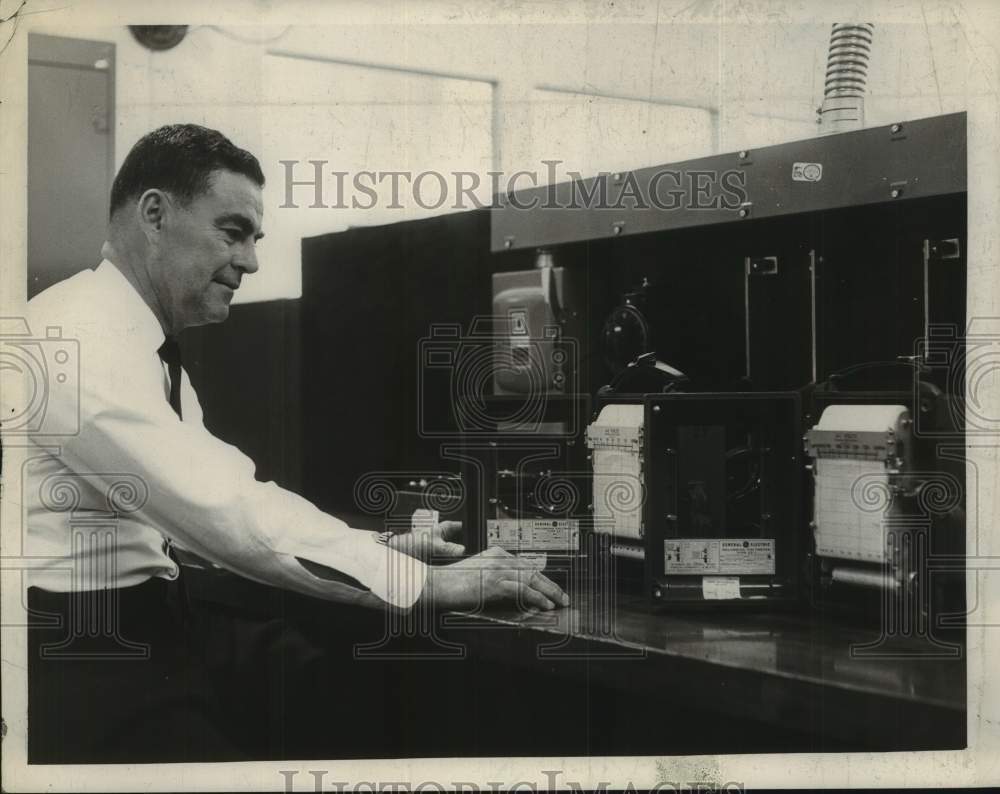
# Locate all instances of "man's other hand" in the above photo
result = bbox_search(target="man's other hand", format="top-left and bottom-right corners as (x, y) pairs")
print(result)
(387, 520), (465, 561)
(422, 546), (570, 612)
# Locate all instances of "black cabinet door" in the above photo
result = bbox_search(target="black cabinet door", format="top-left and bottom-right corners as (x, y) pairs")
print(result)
(300, 209), (507, 518)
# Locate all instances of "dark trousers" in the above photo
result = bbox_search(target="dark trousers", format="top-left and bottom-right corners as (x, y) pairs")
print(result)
(27, 577), (389, 763)
(27, 579), (242, 763)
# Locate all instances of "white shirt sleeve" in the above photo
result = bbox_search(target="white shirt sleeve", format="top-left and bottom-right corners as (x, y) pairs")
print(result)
(49, 327), (427, 609)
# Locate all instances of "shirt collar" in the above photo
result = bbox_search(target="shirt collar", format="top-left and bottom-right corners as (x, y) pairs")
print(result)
(93, 260), (167, 351)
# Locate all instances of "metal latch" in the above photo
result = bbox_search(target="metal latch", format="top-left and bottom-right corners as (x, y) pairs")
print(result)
(927, 238), (961, 261)
(746, 256), (778, 276)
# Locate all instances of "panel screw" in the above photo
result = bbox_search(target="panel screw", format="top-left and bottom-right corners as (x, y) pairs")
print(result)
(891, 123), (902, 134)
(739, 150), (749, 159)
(504, 239), (512, 249)
(890, 188), (901, 198)
(653, 405), (661, 413)
(612, 223), (623, 235)
(739, 208), (748, 218)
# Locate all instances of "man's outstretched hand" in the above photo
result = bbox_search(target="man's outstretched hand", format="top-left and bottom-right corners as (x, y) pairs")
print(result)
(387, 519), (466, 561)
(422, 546), (570, 612)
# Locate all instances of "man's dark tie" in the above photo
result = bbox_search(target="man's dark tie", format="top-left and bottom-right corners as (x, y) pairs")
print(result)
(157, 337), (183, 420)
(156, 336), (189, 614)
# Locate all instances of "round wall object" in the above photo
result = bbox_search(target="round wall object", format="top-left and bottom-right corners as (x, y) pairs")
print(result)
(128, 25), (189, 51)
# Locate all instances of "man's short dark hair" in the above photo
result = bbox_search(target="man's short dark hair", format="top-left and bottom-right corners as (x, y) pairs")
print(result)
(109, 124), (264, 218)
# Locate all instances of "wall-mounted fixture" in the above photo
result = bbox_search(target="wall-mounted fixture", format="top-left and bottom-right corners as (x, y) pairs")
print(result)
(128, 25), (188, 51)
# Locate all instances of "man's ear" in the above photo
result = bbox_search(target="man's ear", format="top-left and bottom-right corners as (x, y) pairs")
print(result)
(136, 189), (169, 241)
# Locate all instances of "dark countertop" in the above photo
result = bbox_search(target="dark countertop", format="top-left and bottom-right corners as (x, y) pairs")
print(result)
(178, 550), (966, 754)
(436, 590), (965, 752)
(448, 595), (965, 711)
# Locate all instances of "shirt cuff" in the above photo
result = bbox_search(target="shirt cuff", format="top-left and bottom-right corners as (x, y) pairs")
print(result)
(369, 544), (429, 609)
(286, 532), (429, 609)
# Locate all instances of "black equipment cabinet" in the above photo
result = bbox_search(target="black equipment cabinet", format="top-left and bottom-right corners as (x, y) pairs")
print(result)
(291, 112), (968, 755)
(300, 112), (966, 612)
(643, 392), (802, 606)
(489, 111), (967, 398)
(812, 196), (967, 385)
(300, 209), (502, 519)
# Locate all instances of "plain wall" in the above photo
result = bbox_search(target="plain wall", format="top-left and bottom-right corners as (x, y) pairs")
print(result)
(25, 9), (980, 302)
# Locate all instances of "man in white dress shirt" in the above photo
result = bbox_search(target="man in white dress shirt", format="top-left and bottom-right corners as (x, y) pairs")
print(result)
(21, 124), (567, 761)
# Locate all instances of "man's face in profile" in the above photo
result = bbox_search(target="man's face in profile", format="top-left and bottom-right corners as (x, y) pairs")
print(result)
(152, 169), (264, 330)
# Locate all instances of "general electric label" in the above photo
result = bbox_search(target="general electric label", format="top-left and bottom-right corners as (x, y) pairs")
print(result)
(665, 538), (775, 575)
(719, 539), (775, 574)
(486, 519), (579, 551)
